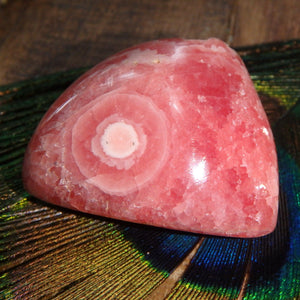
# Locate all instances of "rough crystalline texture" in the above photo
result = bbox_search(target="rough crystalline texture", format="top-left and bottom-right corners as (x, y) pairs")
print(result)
(23, 38), (279, 238)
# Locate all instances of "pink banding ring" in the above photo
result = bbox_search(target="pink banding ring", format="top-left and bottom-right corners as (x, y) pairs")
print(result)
(100, 122), (139, 159)
(91, 114), (147, 170)
(71, 93), (169, 195)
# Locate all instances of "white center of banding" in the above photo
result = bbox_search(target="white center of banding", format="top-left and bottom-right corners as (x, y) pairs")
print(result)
(100, 122), (139, 159)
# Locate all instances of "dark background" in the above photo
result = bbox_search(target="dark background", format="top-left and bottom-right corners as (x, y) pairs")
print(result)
(0, 0), (299, 84)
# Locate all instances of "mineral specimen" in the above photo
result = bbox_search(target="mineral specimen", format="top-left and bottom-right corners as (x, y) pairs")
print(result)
(23, 38), (279, 237)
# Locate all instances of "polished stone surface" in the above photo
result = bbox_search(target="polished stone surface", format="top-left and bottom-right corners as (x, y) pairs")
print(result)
(23, 39), (278, 237)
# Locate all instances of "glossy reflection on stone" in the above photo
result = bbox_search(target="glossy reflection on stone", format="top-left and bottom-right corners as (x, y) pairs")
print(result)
(23, 38), (279, 238)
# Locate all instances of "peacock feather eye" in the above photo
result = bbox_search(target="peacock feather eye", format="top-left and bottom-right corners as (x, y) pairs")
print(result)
(0, 39), (299, 299)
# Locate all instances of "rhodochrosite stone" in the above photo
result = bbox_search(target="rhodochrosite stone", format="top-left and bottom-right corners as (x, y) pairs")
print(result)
(23, 38), (279, 238)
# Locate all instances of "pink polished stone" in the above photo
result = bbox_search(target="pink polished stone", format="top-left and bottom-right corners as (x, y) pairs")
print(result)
(22, 38), (279, 238)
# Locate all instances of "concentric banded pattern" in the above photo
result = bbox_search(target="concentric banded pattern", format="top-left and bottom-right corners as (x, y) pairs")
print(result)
(70, 92), (169, 195)
(1, 40), (300, 299)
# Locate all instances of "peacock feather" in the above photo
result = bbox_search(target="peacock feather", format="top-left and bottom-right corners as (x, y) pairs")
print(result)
(0, 40), (299, 299)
